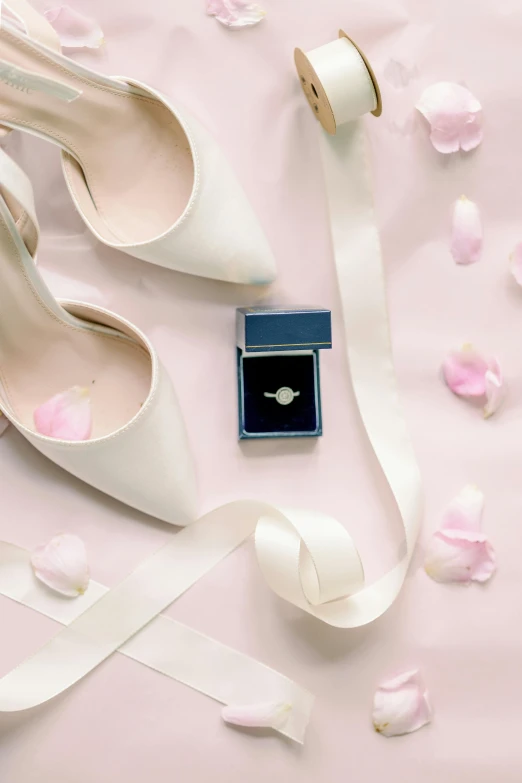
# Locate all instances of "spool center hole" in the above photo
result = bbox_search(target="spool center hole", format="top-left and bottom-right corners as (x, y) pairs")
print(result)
(311, 83), (318, 98)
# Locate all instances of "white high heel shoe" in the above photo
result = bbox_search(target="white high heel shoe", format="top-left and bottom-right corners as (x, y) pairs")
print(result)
(0, 0), (277, 285)
(0, 146), (197, 524)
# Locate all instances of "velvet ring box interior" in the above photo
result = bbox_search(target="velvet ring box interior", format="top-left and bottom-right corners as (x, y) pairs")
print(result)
(236, 306), (332, 439)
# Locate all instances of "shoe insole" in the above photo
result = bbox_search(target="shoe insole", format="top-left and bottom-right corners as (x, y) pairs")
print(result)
(0, 193), (152, 438)
(0, 27), (194, 244)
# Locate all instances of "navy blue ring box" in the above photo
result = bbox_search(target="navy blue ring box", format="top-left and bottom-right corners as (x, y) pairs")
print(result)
(236, 306), (332, 439)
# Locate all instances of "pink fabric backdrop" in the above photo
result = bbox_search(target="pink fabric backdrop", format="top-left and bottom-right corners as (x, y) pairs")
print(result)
(1, 0), (521, 778)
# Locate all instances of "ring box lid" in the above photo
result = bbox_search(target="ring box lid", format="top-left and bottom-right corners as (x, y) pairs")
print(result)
(236, 306), (332, 353)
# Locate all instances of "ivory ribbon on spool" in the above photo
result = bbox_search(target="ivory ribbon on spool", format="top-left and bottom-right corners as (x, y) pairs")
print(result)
(0, 33), (422, 744)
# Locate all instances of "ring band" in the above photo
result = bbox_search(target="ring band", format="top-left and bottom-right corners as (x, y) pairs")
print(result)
(264, 387), (300, 405)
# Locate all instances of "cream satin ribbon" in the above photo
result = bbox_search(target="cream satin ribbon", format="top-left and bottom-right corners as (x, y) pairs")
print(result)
(0, 541), (314, 743)
(0, 30), (422, 743)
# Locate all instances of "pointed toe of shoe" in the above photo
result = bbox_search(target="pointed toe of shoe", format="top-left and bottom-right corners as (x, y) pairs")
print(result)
(168, 113), (279, 285)
(215, 207), (277, 286)
(23, 303), (198, 527)
(182, 113), (278, 286)
(127, 112), (279, 286)
(61, 80), (277, 287)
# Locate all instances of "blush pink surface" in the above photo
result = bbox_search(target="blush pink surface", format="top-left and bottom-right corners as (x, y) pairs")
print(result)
(1, 0), (521, 780)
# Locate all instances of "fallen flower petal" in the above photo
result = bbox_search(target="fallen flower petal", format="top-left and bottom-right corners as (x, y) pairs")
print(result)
(207, 0), (265, 28)
(416, 82), (482, 153)
(428, 125), (460, 154)
(34, 386), (92, 441)
(509, 242), (522, 286)
(441, 484), (484, 532)
(372, 669), (432, 737)
(484, 367), (504, 418)
(425, 486), (496, 584)
(0, 412), (9, 436)
(451, 196), (482, 265)
(442, 346), (504, 417)
(442, 344), (489, 397)
(425, 529), (496, 583)
(31, 533), (90, 597)
(222, 701), (292, 729)
(44, 6), (104, 49)
(459, 119), (484, 152)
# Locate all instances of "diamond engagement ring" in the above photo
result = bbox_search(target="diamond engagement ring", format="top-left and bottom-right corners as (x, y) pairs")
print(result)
(264, 387), (300, 405)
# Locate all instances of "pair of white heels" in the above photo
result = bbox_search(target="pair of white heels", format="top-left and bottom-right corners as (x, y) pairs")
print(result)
(0, 0), (277, 524)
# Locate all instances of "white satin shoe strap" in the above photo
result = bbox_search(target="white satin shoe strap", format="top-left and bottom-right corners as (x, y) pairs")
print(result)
(1, 0), (61, 51)
(0, 145), (39, 250)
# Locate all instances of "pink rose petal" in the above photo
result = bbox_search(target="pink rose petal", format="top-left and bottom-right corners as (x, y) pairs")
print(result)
(441, 484), (484, 532)
(429, 127), (460, 154)
(372, 669), (432, 737)
(451, 196), (482, 265)
(222, 701), (292, 729)
(34, 386), (92, 441)
(416, 82), (483, 153)
(459, 117), (484, 152)
(442, 346), (504, 417)
(509, 242), (522, 285)
(31, 533), (90, 597)
(0, 413), (9, 436)
(442, 345), (489, 397)
(425, 486), (496, 585)
(44, 6), (104, 49)
(425, 530), (496, 584)
(206, 0), (265, 28)
(484, 368), (504, 418)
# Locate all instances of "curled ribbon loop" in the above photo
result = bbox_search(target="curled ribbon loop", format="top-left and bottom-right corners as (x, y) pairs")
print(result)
(0, 30), (422, 744)
(255, 510), (365, 610)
